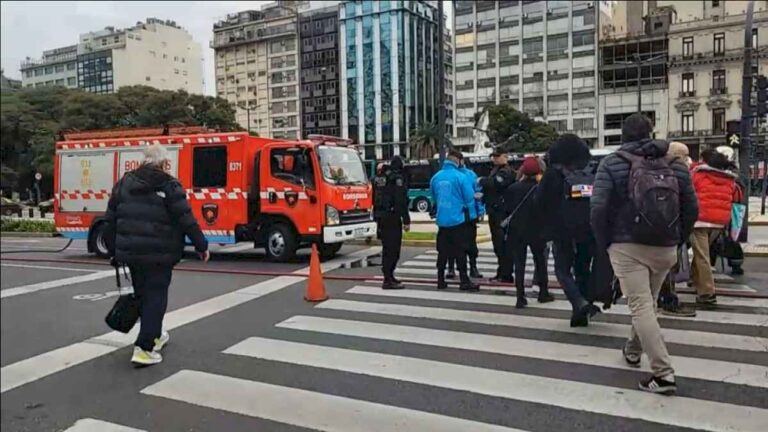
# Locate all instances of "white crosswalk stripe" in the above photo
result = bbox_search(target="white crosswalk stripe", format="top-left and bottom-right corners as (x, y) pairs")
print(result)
(63, 419), (146, 432)
(126, 279), (768, 431)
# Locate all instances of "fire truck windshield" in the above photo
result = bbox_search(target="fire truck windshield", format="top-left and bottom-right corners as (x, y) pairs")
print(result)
(317, 146), (368, 186)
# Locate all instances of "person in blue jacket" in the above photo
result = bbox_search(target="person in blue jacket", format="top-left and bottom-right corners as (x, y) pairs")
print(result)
(446, 158), (485, 279)
(430, 150), (479, 291)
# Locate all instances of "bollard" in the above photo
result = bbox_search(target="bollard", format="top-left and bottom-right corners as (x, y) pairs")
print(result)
(28, 208), (34, 218)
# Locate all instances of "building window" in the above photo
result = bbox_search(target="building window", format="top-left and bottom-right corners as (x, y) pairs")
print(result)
(682, 111), (694, 134)
(683, 37), (693, 58)
(44, 66), (53, 74)
(753, 29), (758, 49)
(193, 146), (227, 187)
(55, 64), (65, 73)
(714, 33), (725, 56)
(712, 0), (720, 6)
(67, 77), (76, 86)
(712, 69), (726, 93)
(67, 63), (75, 70)
(682, 73), (695, 96)
(712, 108), (726, 134)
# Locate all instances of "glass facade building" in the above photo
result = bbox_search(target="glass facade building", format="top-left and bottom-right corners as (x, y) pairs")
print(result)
(340, 0), (441, 160)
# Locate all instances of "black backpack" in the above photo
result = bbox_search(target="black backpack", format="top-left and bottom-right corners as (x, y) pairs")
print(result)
(617, 151), (680, 245)
(560, 165), (595, 240)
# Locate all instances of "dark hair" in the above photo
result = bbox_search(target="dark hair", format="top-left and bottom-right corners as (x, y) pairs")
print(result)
(448, 149), (464, 160)
(700, 149), (716, 164)
(621, 113), (653, 142)
(548, 133), (591, 167)
(706, 151), (731, 170)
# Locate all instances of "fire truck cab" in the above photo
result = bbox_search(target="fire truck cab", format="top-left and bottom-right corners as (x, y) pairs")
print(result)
(53, 129), (376, 261)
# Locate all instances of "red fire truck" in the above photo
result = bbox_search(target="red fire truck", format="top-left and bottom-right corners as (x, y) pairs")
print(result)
(53, 128), (376, 261)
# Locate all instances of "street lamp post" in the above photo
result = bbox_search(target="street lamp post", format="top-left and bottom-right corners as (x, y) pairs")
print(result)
(437, 1), (446, 163)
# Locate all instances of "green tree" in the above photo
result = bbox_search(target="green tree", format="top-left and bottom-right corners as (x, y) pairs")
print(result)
(409, 122), (440, 159)
(477, 103), (558, 153)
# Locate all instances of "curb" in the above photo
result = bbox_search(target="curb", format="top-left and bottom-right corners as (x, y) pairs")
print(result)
(0, 232), (60, 238)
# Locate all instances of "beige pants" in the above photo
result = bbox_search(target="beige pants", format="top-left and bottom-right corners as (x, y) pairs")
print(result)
(608, 243), (676, 377)
(690, 228), (718, 297)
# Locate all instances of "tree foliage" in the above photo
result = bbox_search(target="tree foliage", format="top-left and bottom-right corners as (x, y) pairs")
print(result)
(476, 104), (559, 153)
(0, 86), (240, 197)
(409, 122), (440, 159)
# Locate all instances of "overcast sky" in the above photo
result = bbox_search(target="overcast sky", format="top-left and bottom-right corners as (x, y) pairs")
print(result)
(1, 1), (453, 96)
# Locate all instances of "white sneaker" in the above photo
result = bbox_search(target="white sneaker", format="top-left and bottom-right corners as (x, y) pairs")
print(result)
(131, 346), (163, 366)
(154, 331), (170, 351)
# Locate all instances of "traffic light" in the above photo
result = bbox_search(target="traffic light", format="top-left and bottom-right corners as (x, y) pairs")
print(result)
(757, 75), (768, 117)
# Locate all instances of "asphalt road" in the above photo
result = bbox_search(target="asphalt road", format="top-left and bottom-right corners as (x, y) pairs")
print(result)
(1, 237), (766, 432)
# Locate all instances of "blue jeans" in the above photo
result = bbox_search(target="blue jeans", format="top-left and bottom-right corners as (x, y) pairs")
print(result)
(129, 265), (172, 351)
(553, 238), (594, 311)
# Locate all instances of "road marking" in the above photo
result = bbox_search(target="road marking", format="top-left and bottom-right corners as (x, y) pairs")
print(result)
(676, 293), (768, 309)
(411, 254), (547, 264)
(316, 299), (768, 352)
(224, 337), (768, 432)
(0, 275), (304, 393)
(277, 316), (768, 388)
(292, 246), (381, 275)
(0, 263), (100, 273)
(346, 286), (768, 327)
(143, 369), (519, 432)
(402, 260), (554, 271)
(0, 270), (116, 299)
(63, 418), (146, 432)
(395, 266), (559, 281)
(218, 243), (255, 253)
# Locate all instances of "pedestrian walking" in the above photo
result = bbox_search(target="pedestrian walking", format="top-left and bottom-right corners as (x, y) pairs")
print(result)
(480, 149), (516, 281)
(690, 149), (739, 307)
(431, 150), (480, 291)
(591, 113), (698, 394)
(446, 158), (485, 280)
(500, 156), (554, 308)
(658, 141), (696, 317)
(373, 156), (411, 290)
(105, 144), (209, 366)
(537, 134), (602, 326)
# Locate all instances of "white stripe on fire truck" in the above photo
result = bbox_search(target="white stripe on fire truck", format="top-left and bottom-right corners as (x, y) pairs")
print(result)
(228, 136), (238, 142)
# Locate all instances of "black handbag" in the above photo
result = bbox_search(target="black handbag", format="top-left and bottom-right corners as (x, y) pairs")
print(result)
(104, 265), (139, 333)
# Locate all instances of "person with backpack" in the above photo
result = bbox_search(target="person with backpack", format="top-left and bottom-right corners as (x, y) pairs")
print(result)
(500, 156), (554, 308)
(537, 134), (602, 326)
(591, 114), (698, 395)
(431, 150), (480, 291)
(690, 149), (740, 307)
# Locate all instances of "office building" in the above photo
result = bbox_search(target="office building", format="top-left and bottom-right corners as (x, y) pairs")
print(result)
(212, 2), (304, 138)
(453, 0), (600, 148)
(300, 5), (341, 137)
(340, 0), (443, 160)
(666, 2), (767, 156)
(20, 45), (79, 89)
(20, 19), (203, 94)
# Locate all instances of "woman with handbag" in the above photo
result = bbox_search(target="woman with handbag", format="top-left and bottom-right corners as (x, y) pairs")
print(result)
(105, 144), (209, 366)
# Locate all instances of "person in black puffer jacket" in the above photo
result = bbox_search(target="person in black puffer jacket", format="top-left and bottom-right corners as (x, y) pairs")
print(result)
(591, 113), (698, 395)
(105, 144), (209, 366)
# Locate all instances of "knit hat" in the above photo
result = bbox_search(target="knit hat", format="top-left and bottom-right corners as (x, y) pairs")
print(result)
(520, 156), (542, 176)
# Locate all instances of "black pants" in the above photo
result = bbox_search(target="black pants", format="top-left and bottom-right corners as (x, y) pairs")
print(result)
(129, 264), (173, 351)
(437, 224), (470, 284)
(507, 234), (548, 297)
(553, 238), (597, 311)
(487, 210), (508, 278)
(448, 222), (478, 271)
(379, 216), (403, 282)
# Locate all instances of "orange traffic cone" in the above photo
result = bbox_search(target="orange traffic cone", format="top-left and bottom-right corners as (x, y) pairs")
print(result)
(304, 243), (328, 302)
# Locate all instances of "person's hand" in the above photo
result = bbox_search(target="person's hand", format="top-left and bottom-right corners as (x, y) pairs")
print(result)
(403, 224), (410, 232)
(198, 250), (210, 262)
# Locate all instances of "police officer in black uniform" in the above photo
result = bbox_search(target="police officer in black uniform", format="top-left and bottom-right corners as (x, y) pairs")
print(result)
(480, 149), (515, 281)
(373, 155), (411, 289)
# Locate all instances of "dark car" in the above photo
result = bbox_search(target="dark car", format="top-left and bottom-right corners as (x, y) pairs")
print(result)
(1, 197), (22, 217)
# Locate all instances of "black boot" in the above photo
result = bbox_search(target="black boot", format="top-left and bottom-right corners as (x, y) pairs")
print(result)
(445, 269), (456, 279)
(382, 279), (404, 290)
(516, 287), (528, 309)
(459, 278), (480, 292)
(469, 259), (483, 279)
(537, 290), (555, 303)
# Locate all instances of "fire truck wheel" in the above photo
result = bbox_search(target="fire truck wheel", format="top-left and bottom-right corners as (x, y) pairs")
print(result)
(89, 223), (110, 259)
(264, 223), (297, 262)
(413, 197), (431, 213)
(318, 242), (343, 259)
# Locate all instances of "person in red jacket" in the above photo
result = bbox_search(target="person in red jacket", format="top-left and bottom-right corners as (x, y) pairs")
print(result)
(690, 149), (739, 307)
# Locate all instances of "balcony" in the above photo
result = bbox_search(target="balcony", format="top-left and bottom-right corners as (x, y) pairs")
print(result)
(212, 24), (297, 49)
(710, 87), (728, 96)
(669, 48), (744, 67)
(679, 90), (696, 98)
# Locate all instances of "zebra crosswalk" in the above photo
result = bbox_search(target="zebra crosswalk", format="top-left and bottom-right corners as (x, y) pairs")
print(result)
(89, 279), (766, 432)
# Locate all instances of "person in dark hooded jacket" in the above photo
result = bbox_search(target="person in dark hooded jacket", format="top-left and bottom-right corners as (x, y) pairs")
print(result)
(105, 144), (209, 366)
(537, 134), (601, 326)
(591, 113), (698, 395)
(373, 155), (411, 289)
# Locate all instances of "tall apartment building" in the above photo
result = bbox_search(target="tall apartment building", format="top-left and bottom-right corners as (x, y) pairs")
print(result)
(213, 2), (304, 139)
(20, 45), (79, 89)
(666, 1), (768, 156)
(445, 28), (455, 139)
(300, 5), (341, 137)
(597, 6), (674, 147)
(453, 0), (600, 148)
(340, 0), (443, 160)
(20, 19), (203, 94)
